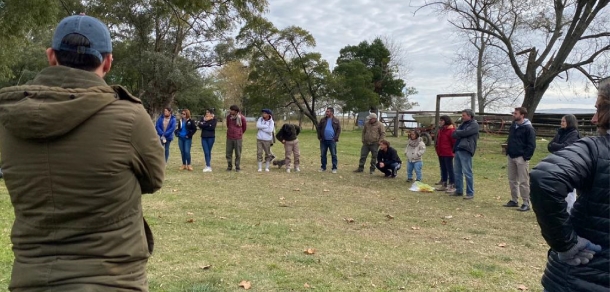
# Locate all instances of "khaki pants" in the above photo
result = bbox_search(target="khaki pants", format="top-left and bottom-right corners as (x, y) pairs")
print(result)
(257, 139), (273, 162)
(507, 156), (530, 204)
(284, 139), (300, 169)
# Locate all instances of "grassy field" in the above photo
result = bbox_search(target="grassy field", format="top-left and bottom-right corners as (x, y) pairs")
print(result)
(0, 124), (553, 291)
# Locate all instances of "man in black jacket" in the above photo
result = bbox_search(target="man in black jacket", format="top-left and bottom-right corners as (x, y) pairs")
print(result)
(504, 107), (536, 211)
(276, 123), (301, 173)
(530, 84), (609, 292)
(375, 140), (401, 178)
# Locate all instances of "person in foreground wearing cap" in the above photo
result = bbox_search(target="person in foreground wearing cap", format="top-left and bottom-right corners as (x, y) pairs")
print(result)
(256, 109), (275, 172)
(530, 84), (609, 292)
(354, 113), (385, 174)
(0, 15), (165, 291)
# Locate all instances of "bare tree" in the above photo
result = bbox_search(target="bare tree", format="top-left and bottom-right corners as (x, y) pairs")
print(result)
(420, 0), (610, 120)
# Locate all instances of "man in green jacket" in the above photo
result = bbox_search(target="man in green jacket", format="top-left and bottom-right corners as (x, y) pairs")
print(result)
(354, 113), (385, 174)
(0, 15), (165, 291)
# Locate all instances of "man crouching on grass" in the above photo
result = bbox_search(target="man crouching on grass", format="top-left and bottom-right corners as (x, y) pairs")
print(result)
(376, 140), (402, 178)
(0, 14), (165, 291)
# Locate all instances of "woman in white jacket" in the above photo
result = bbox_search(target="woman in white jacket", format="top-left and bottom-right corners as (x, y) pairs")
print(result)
(257, 109), (275, 172)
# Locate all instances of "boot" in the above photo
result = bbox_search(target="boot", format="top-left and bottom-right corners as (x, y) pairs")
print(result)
(265, 161), (270, 172)
(257, 162), (262, 172)
(436, 182), (447, 191)
(445, 184), (456, 193)
(179, 165), (186, 170)
(187, 165), (193, 171)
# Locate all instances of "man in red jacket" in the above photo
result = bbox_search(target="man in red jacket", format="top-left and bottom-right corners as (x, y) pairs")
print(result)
(226, 105), (247, 172)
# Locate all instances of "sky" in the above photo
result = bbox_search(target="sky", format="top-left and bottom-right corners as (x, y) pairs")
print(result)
(265, 0), (599, 113)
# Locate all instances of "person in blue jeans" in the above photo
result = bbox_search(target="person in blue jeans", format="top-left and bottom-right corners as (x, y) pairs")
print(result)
(316, 107), (341, 173)
(404, 131), (426, 182)
(175, 109), (197, 171)
(155, 107), (177, 163)
(448, 109), (479, 199)
(198, 108), (217, 172)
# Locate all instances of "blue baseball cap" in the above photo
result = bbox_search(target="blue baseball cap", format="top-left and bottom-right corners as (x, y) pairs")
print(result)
(51, 15), (112, 62)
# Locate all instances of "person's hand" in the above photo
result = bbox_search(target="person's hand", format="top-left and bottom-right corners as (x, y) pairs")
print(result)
(379, 162), (385, 168)
(557, 237), (602, 266)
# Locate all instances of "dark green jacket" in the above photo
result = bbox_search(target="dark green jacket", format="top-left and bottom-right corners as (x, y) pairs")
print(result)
(0, 66), (165, 291)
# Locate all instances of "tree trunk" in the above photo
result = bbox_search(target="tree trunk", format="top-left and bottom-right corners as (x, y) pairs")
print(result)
(520, 81), (551, 122)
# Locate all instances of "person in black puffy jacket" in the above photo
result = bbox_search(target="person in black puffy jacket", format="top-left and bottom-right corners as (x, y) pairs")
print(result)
(530, 84), (610, 292)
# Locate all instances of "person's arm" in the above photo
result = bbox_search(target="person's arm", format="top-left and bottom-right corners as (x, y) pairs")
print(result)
(275, 128), (284, 142)
(198, 117), (206, 130)
(155, 118), (163, 136)
(377, 149), (383, 163)
(523, 126), (536, 160)
(391, 148), (401, 164)
(207, 118), (217, 131)
(379, 123), (386, 141)
(334, 118), (341, 142)
(452, 121), (479, 138)
(418, 142), (426, 158)
(361, 124), (366, 142)
(166, 118), (176, 137)
(241, 115), (247, 133)
(295, 125), (301, 136)
(188, 120), (197, 138)
(130, 106), (165, 194)
(530, 138), (596, 252)
(547, 133), (561, 153)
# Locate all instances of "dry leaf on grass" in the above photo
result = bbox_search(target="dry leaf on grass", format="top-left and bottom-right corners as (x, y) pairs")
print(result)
(304, 283), (311, 288)
(498, 243), (507, 248)
(172, 189), (178, 192)
(463, 237), (471, 240)
(186, 218), (195, 223)
(278, 202), (289, 207)
(474, 214), (484, 218)
(200, 265), (211, 270)
(344, 218), (355, 223)
(441, 220), (448, 225)
(304, 248), (316, 255)
(443, 215), (453, 219)
(323, 189), (330, 192)
(279, 197), (285, 200)
(238, 280), (252, 290)
(517, 284), (528, 291)
(187, 212), (194, 216)
(411, 226), (421, 230)
(293, 188), (301, 191)
(386, 214), (394, 220)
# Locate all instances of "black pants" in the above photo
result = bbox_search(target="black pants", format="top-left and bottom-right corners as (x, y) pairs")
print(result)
(438, 156), (455, 183)
(376, 162), (401, 176)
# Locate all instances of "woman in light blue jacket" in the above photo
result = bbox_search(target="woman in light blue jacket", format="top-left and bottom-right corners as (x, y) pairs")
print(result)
(256, 109), (275, 172)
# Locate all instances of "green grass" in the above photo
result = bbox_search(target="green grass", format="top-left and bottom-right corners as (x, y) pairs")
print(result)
(0, 124), (552, 291)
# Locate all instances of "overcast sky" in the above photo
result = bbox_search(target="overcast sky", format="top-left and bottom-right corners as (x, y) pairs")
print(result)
(265, 0), (598, 113)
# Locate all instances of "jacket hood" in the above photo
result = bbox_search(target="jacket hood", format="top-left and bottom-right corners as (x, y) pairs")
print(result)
(0, 66), (130, 140)
(515, 118), (532, 128)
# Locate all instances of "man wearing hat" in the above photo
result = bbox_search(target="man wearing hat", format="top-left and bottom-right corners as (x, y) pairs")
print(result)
(256, 108), (276, 172)
(354, 112), (385, 174)
(0, 14), (165, 291)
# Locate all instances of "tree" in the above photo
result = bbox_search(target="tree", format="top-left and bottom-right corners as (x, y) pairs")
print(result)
(451, 25), (522, 113)
(333, 38), (415, 112)
(214, 60), (250, 112)
(237, 16), (331, 127)
(423, 0), (610, 119)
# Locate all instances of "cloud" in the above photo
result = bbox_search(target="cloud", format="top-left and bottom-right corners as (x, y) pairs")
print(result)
(265, 0), (598, 113)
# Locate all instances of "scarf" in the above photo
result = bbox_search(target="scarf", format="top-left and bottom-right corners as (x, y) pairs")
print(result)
(230, 113), (242, 127)
(408, 137), (421, 148)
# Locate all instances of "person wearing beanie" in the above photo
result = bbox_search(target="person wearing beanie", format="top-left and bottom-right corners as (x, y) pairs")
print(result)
(256, 109), (275, 172)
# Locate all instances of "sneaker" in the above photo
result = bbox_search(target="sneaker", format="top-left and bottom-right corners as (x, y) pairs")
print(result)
(406, 178), (413, 183)
(384, 173), (392, 178)
(449, 192), (464, 197)
(504, 200), (519, 207)
(331, 169), (337, 174)
(436, 183), (447, 191)
(235, 168), (241, 173)
(258, 168), (262, 172)
(390, 174), (397, 178)
(265, 168), (270, 172)
(295, 167), (300, 172)
(286, 168), (291, 173)
(353, 168), (364, 173)
(318, 168), (326, 172)
(203, 167), (212, 173)
(187, 165), (193, 171)
(445, 184), (456, 193)
(463, 195), (474, 200)
(518, 204), (530, 211)
(226, 167), (232, 171)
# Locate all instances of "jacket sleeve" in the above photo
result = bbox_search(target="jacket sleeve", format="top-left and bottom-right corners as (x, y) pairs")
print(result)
(317, 119), (323, 140)
(130, 106), (165, 194)
(418, 142), (426, 158)
(452, 121), (479, 138)
(334, 118), (341, 141)
(165, 118), (176, 138)
(523, 126), (536, 160)
(275, 128), (284, 141)
(392, 148), (402, 163)
(295, 125), (301, 136)
(198, 117), (205, 130)
(379, 123), (386, 141)
(241, 115), (247, 133)
(547, 133), (561, 153)
(530, 139), (596, 252)
(361, 124), (366, 142)
(377, 149), (383, 162)
(155, 117), (163, 136)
